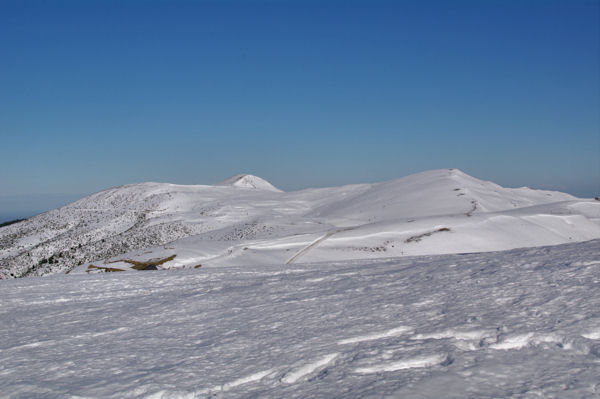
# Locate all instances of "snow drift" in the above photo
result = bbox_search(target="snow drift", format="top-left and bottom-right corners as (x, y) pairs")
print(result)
(1, 240), (599, 398)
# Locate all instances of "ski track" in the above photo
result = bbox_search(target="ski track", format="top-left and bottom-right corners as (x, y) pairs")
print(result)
(0, 240), (599, 398)
(285, 231), (336, 264)
(286, 227), (354, 264)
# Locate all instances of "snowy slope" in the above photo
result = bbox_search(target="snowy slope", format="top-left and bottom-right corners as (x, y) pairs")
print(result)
(1, 169), (599, 278)
(217, 174), (283, 192)
(310, 169), (574, 221)
(1, 240), (599, 398)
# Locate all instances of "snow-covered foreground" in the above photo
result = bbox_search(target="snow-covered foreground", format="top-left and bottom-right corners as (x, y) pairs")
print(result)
(2, 239), (600, 398)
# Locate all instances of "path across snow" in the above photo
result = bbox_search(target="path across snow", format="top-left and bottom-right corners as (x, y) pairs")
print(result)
(286, 228), (354, 264)
(285, 231), (337, 264)
(1, 239), (600, 398)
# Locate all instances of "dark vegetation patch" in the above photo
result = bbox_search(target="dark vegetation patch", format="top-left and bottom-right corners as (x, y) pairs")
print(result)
(343, 240), (394, 253)
(466, 200), (478, 217)
(405, 228), (451, 243)
(0, 218), (26, 228)
(351, 245), (387, 252)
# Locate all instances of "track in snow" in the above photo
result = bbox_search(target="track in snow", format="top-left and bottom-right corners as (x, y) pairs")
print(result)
(286, 228), (354, 264)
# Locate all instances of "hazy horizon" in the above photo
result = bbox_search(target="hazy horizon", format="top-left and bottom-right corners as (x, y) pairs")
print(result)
(1, 0), (599, 221)
(0, 168), (598, 224)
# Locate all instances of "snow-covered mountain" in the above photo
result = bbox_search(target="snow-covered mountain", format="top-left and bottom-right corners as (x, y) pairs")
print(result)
(1, 169), (599, 278)
(217, 174), (282, 191)
(1, 170), (600, 398)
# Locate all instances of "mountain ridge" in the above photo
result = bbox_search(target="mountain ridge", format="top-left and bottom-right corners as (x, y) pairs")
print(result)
(1, 169), (598, 278)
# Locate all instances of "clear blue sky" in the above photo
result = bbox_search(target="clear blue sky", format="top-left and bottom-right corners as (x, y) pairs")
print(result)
(1, 0), (599, 221)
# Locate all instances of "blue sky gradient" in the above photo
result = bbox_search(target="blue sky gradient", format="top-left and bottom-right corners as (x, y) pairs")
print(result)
(1, 0), (599, 220)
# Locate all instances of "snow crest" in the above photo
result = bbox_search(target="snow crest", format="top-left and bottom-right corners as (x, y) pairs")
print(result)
(217, 174), (282, 192)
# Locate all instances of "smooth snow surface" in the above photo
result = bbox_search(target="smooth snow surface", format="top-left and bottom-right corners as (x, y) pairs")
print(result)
(2, 169), (598, 278)
(1, 240), (600, 398)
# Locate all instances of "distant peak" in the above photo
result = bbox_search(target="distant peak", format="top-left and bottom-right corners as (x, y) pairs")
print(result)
(217, 174), (282, 192)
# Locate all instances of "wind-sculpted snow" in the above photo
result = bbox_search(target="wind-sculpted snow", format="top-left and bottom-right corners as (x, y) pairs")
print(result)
(1, 169), (599, 278)
(1, 240), (599, 398)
